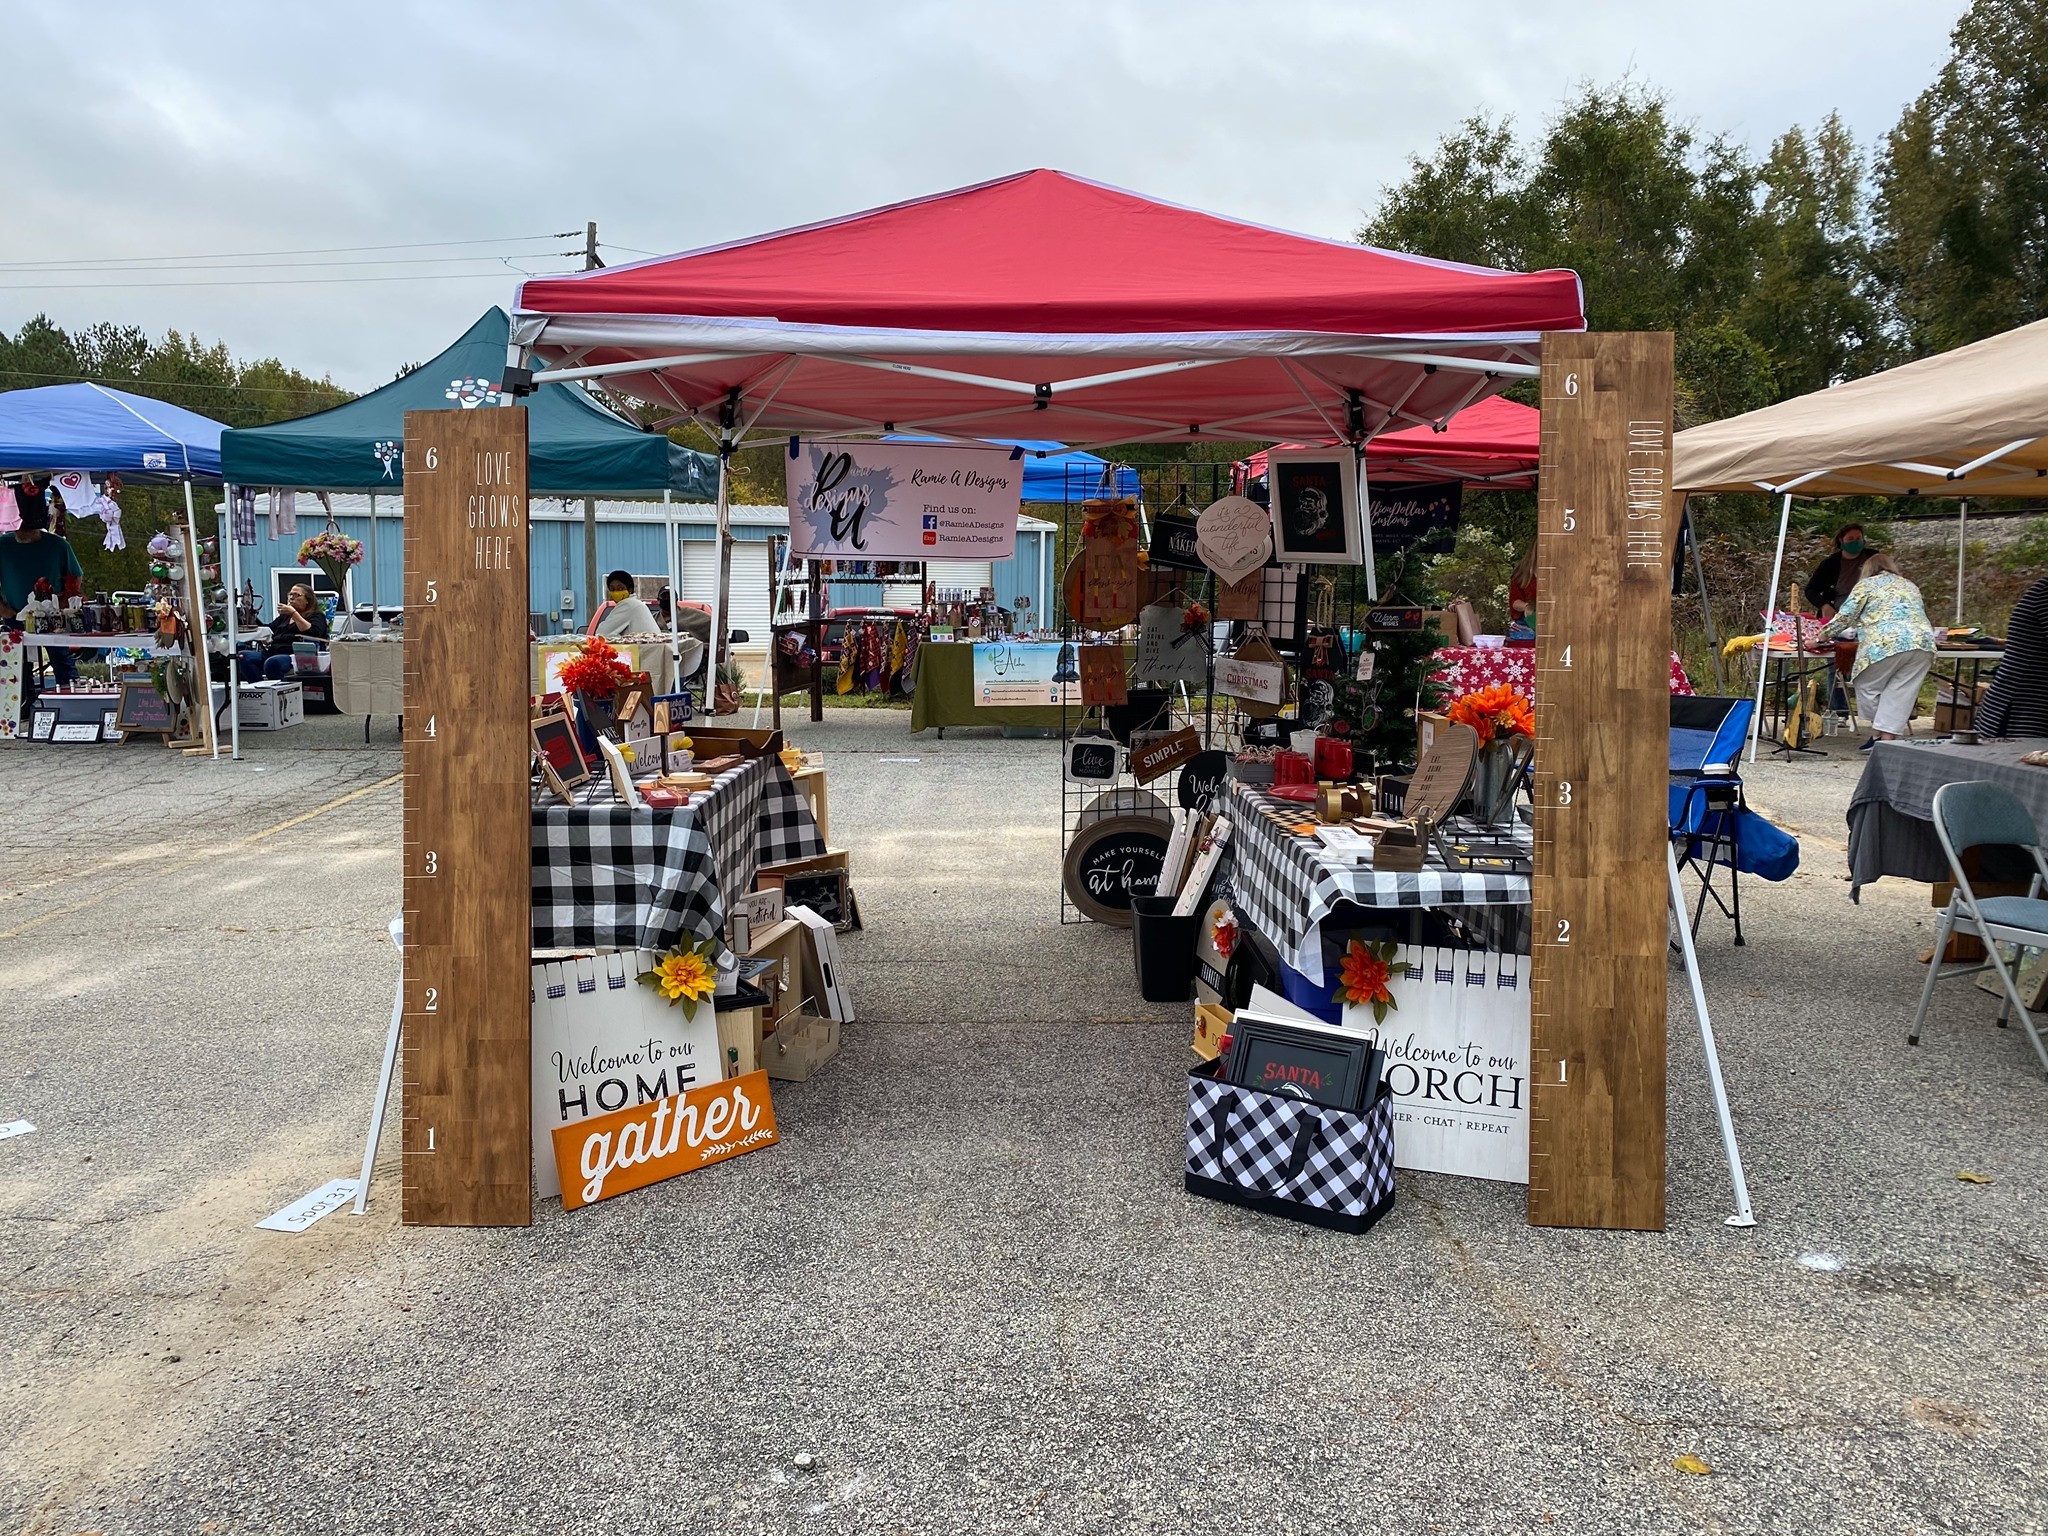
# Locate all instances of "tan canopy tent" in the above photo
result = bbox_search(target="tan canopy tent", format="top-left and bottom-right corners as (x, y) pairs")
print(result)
(1674, 315), (2048, 498)
(1673, 316), (2048, 758)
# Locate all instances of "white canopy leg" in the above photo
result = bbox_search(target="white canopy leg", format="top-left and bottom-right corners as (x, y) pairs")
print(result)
(1669, 840), (1756, 1227)
(1746, 492), (1793, 763)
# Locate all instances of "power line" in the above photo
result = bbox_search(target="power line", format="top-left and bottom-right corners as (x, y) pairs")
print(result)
(0, 233), (581, 270)
(0, 252), (582, 276)
(0, 268), (580, 292)
(600, 241), (663, 258)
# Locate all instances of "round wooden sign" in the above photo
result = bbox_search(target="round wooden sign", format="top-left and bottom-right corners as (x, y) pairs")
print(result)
(1178, 750), (1230, 812)
(1063, 813), (1173, 927)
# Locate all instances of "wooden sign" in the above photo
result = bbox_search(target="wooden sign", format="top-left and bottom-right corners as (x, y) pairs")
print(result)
(1062, 814), (1172, 926)
(554, 1070), (780, 1211)
(1130, 725), (1200, 785)
(1365, 604), (1425, 633)
(1194, 495), (1271, 585)
(1147, 510), (1204, 570)
(1216, 636), (1288, 718)
(1402, 720), (1480, 828)
(1078, 644), (1128, 706)
(402, 405), (534, 1227)
(1215, 569), (1264, 621)
(1528, 331), (1673, 1233)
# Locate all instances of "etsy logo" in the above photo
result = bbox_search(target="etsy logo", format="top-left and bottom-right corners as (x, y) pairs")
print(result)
(553, 1070), (780, 1210)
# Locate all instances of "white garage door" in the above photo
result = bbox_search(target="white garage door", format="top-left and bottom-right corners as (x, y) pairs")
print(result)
(681, 540), (772, 640)
(926, 559), (993, 597)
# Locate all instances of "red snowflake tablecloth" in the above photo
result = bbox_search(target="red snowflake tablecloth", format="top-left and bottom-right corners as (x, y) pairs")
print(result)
(1430, 645), (1693, 701)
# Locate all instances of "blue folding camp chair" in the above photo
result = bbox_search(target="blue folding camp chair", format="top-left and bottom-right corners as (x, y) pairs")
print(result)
(1910, 781), (2048, 1077)
(1669, 696), (1760, 945)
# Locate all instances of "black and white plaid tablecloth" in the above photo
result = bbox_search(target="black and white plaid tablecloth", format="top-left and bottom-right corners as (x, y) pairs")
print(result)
(1227, 781), (1531, 981)
(531, 755), (827, 956)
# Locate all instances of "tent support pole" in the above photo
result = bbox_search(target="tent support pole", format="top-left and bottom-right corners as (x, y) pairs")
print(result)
(369, 491), (381, 633)
(1356, 443), (1378, 602)
(664, 489), (681, 687)
(582, 498), (599, 624)
(182, 479), (219, 759)
(709, 448), (731, 707)
(1956, 499), (1968, 627)
(1683, 499), (1724, 694)
(219, 495), (242, 761)
(1746, 492), (1794, 764)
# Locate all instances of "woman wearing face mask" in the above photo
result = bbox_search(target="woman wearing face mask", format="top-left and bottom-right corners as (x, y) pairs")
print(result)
(588, 569), (660, 640)
(1817, 552), (1936, 748)
(1802, 523), (1876, 621)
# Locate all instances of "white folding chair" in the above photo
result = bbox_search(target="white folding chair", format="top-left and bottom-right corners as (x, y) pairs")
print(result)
(1910, 781), (2048, 1076)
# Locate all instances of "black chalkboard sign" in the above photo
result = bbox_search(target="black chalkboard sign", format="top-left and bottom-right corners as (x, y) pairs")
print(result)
(1147, 511), (1204, 571)
(1062, 815), (1171, 926)
(114, 678), (175, 736)
(1226, 1015), (1380, 1112)
(1364, 605), (1425, 633)
(778, 868), (850, 931)
(1368, 481), (1462, 556)
(1064, 736), (1121, 782)
(1178, 750), (1230, 812)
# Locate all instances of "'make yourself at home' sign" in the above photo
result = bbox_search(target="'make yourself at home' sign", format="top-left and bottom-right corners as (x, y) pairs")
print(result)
(787, 439), (1021, 561)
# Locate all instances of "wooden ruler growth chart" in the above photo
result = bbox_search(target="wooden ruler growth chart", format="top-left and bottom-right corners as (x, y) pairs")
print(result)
(401, 406), (535, 1227)
(1528, 333), (1675, 1233)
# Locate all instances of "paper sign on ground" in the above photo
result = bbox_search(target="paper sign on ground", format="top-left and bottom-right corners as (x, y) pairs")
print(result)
(787, 440), (1021, 561)
(555, 1070), (780, 1211)
(257, 1178), (359, 1233)
(0, 1120), (34, 1140)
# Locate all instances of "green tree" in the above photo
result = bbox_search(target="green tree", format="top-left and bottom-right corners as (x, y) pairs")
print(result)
(1872, 0), (2048, 354)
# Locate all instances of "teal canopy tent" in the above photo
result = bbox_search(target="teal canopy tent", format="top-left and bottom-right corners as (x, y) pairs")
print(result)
(219, 307), (715, 497)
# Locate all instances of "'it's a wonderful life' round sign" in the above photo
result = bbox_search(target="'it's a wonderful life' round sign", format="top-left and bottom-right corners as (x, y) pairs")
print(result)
(1063, 815), (1172, 926)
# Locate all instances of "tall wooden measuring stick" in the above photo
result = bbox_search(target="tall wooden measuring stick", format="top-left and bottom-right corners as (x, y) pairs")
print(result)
(1528, 333), (1674, 1232)
(401, 406), (534, 1227)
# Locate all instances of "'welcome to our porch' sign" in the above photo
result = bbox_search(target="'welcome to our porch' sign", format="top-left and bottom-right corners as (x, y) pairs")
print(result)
(787, 439), (1021, 561)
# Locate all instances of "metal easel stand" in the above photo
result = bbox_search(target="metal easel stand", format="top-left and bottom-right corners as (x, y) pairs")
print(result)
(1667, 840), (1756, 1227)
(353, 915), (405, 1215)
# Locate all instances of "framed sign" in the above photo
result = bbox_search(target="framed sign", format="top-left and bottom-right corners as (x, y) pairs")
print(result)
(1268, 449), (1363, 565)
(530, 710), (590, 790)
(1226, 1011), (1381, 1112)
(1062, 814), (1172, 926)
(1130, 726), (1200, 785)
(51, 721), (100, 743)
(1064, 734), (1122, 783)
(29, 708), (57, 741)
(114, 679), (175, 736)
(597, 736), (643, 808)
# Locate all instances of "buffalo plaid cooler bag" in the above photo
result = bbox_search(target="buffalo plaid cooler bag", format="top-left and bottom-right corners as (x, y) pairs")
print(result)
(1184, 1066), (1397, 1234)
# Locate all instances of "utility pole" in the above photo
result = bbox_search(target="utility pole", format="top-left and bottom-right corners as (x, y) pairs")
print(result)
(581, 220), (604, 624)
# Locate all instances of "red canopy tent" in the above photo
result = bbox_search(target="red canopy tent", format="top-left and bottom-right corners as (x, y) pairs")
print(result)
(511, 170), (1580, 450)
(510, 170), (1582, 628)
(1242, 395), (1541, 488)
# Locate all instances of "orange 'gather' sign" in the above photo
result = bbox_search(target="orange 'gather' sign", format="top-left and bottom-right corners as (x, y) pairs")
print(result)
(552, 1070), (779, 1211)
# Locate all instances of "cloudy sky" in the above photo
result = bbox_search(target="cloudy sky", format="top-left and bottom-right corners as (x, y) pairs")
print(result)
(4, 0), (1965, 393)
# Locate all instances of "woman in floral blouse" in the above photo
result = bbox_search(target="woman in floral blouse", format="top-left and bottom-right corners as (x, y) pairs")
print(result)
(1818, 552), (1936, 746)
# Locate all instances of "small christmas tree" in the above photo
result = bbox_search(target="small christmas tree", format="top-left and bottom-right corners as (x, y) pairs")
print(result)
(1322, 547), (1446, 776)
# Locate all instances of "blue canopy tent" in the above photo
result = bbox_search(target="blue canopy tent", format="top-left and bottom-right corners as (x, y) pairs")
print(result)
(0, 382), (225, 481)
(0, 383), (230, 755)
(886, 435), (1140, 502)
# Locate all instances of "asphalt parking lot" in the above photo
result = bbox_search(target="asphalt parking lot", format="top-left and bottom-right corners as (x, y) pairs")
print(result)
(2, 710), (2043, 1535)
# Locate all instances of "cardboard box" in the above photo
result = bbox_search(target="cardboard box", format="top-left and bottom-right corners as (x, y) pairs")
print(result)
(1933, 682), (1987, 734)
(762, 1011), (840, 1082)
(208, 680), (304, 730)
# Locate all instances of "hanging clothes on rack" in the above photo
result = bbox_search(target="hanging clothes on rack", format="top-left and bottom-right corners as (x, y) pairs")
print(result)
(231, 487), (259, 546)
(0, 481), (21, 534)
(266, 489), (298, 539)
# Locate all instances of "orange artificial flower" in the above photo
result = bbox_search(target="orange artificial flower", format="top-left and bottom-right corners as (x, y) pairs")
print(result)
(1335, 938), (1401, 1022)
(1446, 682), (1534, 745)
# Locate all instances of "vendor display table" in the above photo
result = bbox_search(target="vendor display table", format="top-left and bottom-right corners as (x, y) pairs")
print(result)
(1432, 644), (1693, 700)
(1847, 736), (2048, 897)
(910, 639), (1067, 732)
(1227, 781), (1532, 983)
(531, 755), (825, 955)
(18, 633), (174, 655)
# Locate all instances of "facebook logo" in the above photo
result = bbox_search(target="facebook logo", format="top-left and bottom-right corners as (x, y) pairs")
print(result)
(922, 512), (938, 546)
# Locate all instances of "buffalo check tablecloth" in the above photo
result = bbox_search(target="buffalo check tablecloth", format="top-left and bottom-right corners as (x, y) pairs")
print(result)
(531, 755), (826, 956)
(1226, 782), (1532, 985)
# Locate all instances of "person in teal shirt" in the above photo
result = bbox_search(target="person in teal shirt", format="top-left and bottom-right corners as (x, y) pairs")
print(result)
(1818, 552), (1936, 747)
(0, 503), (86, 686)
